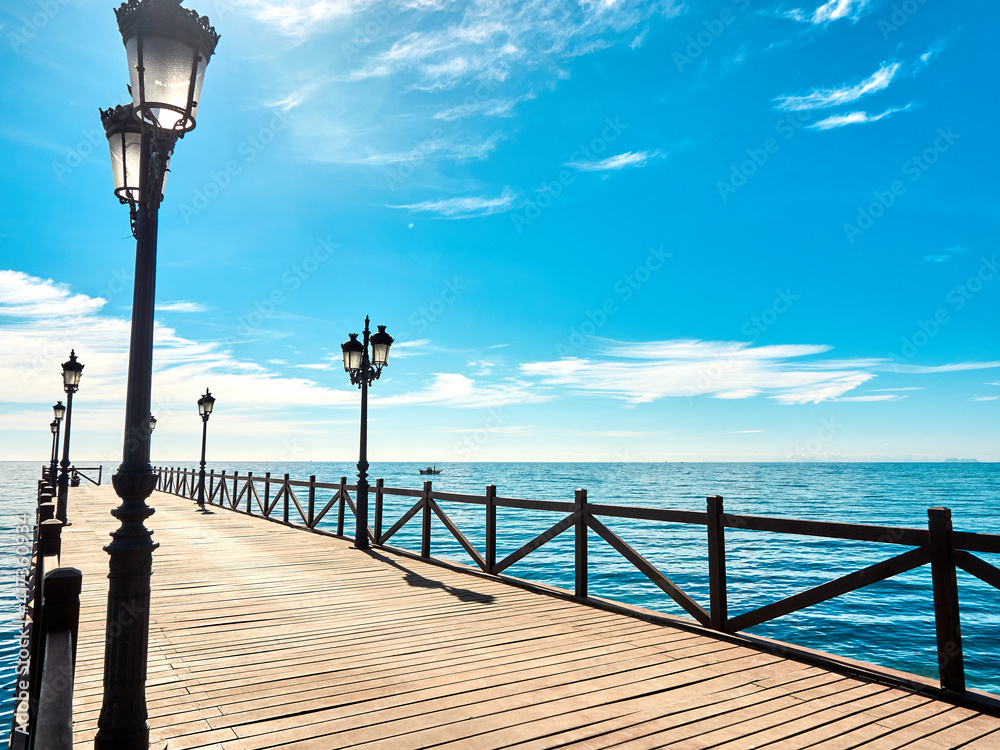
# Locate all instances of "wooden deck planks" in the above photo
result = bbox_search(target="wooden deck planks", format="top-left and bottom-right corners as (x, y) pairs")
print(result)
(58, 484), (1000, 749)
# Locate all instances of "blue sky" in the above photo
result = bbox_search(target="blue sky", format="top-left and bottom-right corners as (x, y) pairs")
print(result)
(1, 0), (997, 462)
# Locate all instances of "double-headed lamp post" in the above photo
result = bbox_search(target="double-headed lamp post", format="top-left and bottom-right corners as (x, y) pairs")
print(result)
(50, 400), (66, 488)
(57, 351), (84, 524)
(341, 317), (393, 549)
(97, 0), (219, 746)
(196, 388), (215, 507)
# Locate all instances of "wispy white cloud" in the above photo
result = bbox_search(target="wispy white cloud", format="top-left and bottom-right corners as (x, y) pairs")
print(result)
(809, 105), (912, 130)
(156, 301), (210, 313)
(888, 362), (1000, 374)
(566, 150), (665, 172)
(774, 62), (900, 112)
(390, 187), (517, 218)
(834, 394), (905, 402)
(378, 373), (547, 408)
(0, 271), (105, 318)
(785, 0), (871, 24)
(521, 339), (879, 405)
(924, 245), (966, 263)
(433, 93), (536, 121)
(972, 396), (998, 402)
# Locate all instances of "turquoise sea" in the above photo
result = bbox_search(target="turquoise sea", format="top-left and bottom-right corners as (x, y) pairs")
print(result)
(2, 460), (998, 741)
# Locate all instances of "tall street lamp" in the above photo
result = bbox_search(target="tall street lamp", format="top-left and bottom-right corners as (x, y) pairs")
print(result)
(341, 317), (393, 549)
(149, 414), (157, 434)
(196, 388), (215, 507)
(57, 351), (84, 524)
(50, 400), (66, 488)
(97, 0), (219, 746)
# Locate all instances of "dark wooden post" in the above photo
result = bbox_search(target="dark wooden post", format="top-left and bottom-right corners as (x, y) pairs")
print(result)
(208, 469), (215, 504)
(928, 507), (965, 693)
(283, 474), (290, 523)
(575, 488), (588, 598)
(246, 472), (254, 514)
(41, 567), (83, 671)
(39, 518), (62, 560)
(263, 472), (271, 517)
(485, 484), (497, 575)
(337, 476), (347, 536)
(38, 503), (56, 525)
(707, 495), (728, 631)
(232, 471), (239, 508)
(421, 481), (432, 558)
(307, 475), (316, 528)
(218, 470), (227, 506)
(374, 478), (384, 544)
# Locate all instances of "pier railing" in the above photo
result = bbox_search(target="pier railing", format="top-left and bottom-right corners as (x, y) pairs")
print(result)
(153, 465), (1000, 697)
(9, 475), (83, 750)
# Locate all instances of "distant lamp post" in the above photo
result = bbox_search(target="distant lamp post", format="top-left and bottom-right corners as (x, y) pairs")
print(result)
(341, 317), (393, 549)
(56, 351), (84, 524)
(149, 414), (157, 433)
(97, 0), (219, 746)
(196, 388), (215, 507)
(50, 401), (66, 488)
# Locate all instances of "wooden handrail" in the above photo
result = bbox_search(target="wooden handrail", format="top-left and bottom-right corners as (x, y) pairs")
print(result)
(151, 464), (1000, 695)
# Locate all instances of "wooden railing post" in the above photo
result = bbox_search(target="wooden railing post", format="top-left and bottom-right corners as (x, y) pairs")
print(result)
(33, 566), (82, 750)
(232, 471), (239, 508)
(374, 478), (384, 544)
(307, 475), (316, 528)
(263, 472), (271, 517)
(486, 485), (497, 575)
(928, 507), (965, 693)
(208, 469), (216, 503)
(575, 488), (588, 598)
(246, 472), (254, 513)
(421, 481), (432, 558)
(218, 470), (227, 506)
(337, 477), (347, 536)
(707, 495), (728, 631)
(283, 474), (290, 523)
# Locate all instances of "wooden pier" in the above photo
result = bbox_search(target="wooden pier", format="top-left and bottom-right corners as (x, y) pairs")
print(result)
(60, 484), (1000, 749)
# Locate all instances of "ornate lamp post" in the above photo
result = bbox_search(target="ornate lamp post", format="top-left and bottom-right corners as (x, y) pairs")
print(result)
(50, 401), (66, 488)
(148, 414), (157, 434)
(341, 317), (393, 549)
(56, 351), (84, 524)
(97, 0), (219, 746)
(196, 388), (215, 507)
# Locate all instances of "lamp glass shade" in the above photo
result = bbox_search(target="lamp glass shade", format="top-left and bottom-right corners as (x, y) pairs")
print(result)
(341, 334), (363, 372)
(149, 415), (157, 432)
(197, 388), (215, 416)
(50, 421), (59, 435)
(61, 351), (84, 389)
(117, 0), (220, 134)
(105, 119), (143, 203)
(370, 326), (394, 368)
(53, 401), (66, 422)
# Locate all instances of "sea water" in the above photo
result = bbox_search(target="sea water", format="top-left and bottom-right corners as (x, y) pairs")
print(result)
(2, 460), (997, 741)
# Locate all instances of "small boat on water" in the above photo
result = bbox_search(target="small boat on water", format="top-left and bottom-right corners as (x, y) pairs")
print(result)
(419, 465), (442, 475)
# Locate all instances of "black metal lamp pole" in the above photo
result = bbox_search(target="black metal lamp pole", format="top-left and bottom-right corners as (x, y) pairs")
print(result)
(49, 401), (65, 489)
(342, 318), (393, 549)
(57, 351), (84, 524)
(96, 1), (218, 747)
(196, 389), (215, 507)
